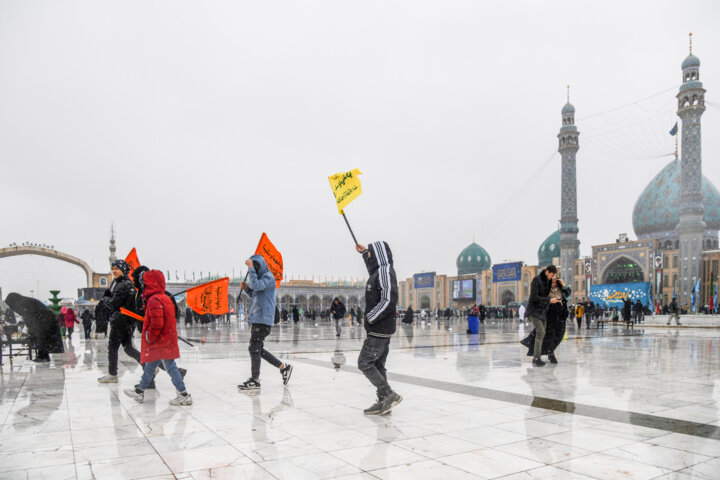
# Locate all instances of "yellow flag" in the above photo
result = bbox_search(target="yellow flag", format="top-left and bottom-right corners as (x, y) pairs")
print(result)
(328, 168), (363, 214)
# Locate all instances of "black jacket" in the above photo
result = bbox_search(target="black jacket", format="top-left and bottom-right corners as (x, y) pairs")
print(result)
(101, 274), (137, 326)
(526, 269), (552, 319)
(331, 298), (346, 320)
(362, 241), (398, 338)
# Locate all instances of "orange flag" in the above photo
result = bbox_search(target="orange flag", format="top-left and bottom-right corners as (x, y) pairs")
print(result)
(186, 278), (229, 315)
(254, 233), (283, 287)
(120, 307), (144, 322)
(125, 248), (140, 276)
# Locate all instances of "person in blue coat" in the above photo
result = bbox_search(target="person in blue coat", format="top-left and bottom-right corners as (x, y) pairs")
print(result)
(238, 254), (293, 390)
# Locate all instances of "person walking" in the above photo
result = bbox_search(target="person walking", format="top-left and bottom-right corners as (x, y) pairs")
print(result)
(521, 276), (570, 363)
(58, 307), (67, 338)
(402, 306), (414, 324)
(667, 298), (682, 325)
(97, 259), (142, 383)
(238, 255), (293, 390)
(633, 299), (644, 324)
(81, 309), (93, 339)
(64, 307), (79, 338)
(355, 242), (402, 415)
(124, 270), (192, 405)
(331, 298), (346, 338)
(574, 303), (584, 329)
(525, 265), (560, 366)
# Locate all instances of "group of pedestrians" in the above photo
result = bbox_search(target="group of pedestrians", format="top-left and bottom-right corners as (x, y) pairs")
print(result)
(90, 239), (402, 416)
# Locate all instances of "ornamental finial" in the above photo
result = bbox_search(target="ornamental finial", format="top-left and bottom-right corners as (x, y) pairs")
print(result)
(689, 32), (693, 55)
(567, 85), (570, 103)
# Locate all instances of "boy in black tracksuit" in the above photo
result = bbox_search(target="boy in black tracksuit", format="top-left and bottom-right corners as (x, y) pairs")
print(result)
(356, 241), (402, 415)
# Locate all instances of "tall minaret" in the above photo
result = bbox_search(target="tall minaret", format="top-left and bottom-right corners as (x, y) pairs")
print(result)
(109, 222), (117, 266)
(676, 33), (706, 306)
(558, 86), (580, 292)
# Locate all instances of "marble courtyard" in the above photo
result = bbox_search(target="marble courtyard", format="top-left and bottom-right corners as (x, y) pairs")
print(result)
(1, 318), (719, 479)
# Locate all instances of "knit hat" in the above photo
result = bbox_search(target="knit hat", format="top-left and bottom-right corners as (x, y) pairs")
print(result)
(111, 259), (130, 274)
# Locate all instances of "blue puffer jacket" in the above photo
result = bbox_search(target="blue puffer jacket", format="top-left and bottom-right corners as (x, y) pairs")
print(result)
(246, 255), (276, 326)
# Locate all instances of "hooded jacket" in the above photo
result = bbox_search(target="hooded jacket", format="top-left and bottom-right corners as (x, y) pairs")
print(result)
(245, 255), (276, 326)
(362, 241), (398, 337)
(331, 298), (346, 320)
(525, 269), (552, 319)
(64, 308), (79, 328)
(140, 270), (179, 363)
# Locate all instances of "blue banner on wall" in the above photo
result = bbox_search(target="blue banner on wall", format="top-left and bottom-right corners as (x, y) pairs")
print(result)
(589, 282), (651, 308)
(493, 262), (522, 283)
(413, 272), (435, 289)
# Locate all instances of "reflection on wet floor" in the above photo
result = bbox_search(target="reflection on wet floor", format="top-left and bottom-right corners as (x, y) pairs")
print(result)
(0, 318), (718, 479)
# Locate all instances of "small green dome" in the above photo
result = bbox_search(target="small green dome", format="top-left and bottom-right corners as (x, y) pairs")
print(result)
(456, 242), (492, 275)
(538, 230), (560, 267)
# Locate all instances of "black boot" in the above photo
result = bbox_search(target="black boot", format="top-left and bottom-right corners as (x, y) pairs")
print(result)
(548, 353), (558, 364)
(532, 358), (546, 367)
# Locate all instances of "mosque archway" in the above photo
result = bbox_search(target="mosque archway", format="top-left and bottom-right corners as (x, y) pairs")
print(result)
(602, 257), (645, 284)
(419, 295), (431, 309)
(501, 290), (515, 305)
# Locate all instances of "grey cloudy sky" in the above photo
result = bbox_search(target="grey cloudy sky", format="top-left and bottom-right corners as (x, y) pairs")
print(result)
(2, 0), (719, 300)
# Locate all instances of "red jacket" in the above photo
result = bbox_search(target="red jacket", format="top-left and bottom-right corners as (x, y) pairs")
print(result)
(64, 308), (79, 328)
(140, 270), (180, 363)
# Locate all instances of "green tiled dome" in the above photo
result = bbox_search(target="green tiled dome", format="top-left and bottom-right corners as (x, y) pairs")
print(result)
(632, 158), (720, 238)
(456, 242), (492, 275)
(538, 230), (560, 267)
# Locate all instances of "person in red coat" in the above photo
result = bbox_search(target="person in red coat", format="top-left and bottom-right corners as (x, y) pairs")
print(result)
(64, 308), (80, 338)
(124, 270), (192, 405)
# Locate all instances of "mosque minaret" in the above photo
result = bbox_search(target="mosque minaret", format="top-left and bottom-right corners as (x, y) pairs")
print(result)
(558, 87), (580, 288)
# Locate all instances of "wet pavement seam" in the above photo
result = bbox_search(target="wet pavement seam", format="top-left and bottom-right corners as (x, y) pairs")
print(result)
(295, 357), (720, 441)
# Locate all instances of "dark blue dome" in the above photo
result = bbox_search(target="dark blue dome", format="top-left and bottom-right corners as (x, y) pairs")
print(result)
(633, 158), (720, 237)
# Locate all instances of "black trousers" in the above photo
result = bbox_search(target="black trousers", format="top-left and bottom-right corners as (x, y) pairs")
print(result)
(249, 324), (282, 380)
(107, 321), (141, 376)
(83, 322), (92, 339)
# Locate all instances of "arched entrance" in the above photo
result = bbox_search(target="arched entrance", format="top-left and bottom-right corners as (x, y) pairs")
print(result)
(602, 257), (645, 284)
(419, 295), (431, 309)
(501, 290), (515, 306)
(0, 245), (93, 287)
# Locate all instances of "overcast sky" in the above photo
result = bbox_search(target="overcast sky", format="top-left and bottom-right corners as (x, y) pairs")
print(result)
(2, 0), (719, 301)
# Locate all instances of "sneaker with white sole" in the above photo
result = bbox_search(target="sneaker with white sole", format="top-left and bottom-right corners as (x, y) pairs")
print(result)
(123, 387), (144, 403)
(238, 378), (261, 390)
(169, 392), (192, 406)
(280, 364), (293, 385)
(97, 374), (118, 383)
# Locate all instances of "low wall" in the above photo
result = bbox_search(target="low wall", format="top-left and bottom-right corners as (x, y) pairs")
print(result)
(643, 314), (720, 327)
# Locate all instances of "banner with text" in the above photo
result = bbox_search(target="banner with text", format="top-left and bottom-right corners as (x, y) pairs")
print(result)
(492, 262), (522, 283)
(413, 272), (435, 289)
(589, 282), (652, 308)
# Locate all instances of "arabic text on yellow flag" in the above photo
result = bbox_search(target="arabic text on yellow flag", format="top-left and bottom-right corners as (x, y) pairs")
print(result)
(328, 168), (363, 214)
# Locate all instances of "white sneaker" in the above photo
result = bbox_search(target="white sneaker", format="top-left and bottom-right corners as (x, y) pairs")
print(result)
(123, 388), (144, 403)
(97, 374), (118, 383)
(170, 392), (192, 406)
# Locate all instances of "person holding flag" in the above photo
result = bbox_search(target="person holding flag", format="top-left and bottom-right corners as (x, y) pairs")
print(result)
(238, 254), (293, 390)
(98, 259), (142, 383)
(355, 241), (402, 415)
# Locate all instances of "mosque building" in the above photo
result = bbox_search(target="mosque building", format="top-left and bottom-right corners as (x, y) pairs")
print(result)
(399, 36), (718, 311)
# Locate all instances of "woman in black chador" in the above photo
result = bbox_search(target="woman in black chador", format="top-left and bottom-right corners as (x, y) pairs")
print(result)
(5, 293), (64, 362)
(520, 277), (571, 364)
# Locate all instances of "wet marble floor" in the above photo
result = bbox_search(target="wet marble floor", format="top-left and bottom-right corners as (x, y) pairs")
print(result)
(1, 318), (718, 479)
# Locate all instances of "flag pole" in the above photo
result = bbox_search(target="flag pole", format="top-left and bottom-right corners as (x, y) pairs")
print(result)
(178, 336), (194, 347)
(342, 211), (359, 245)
